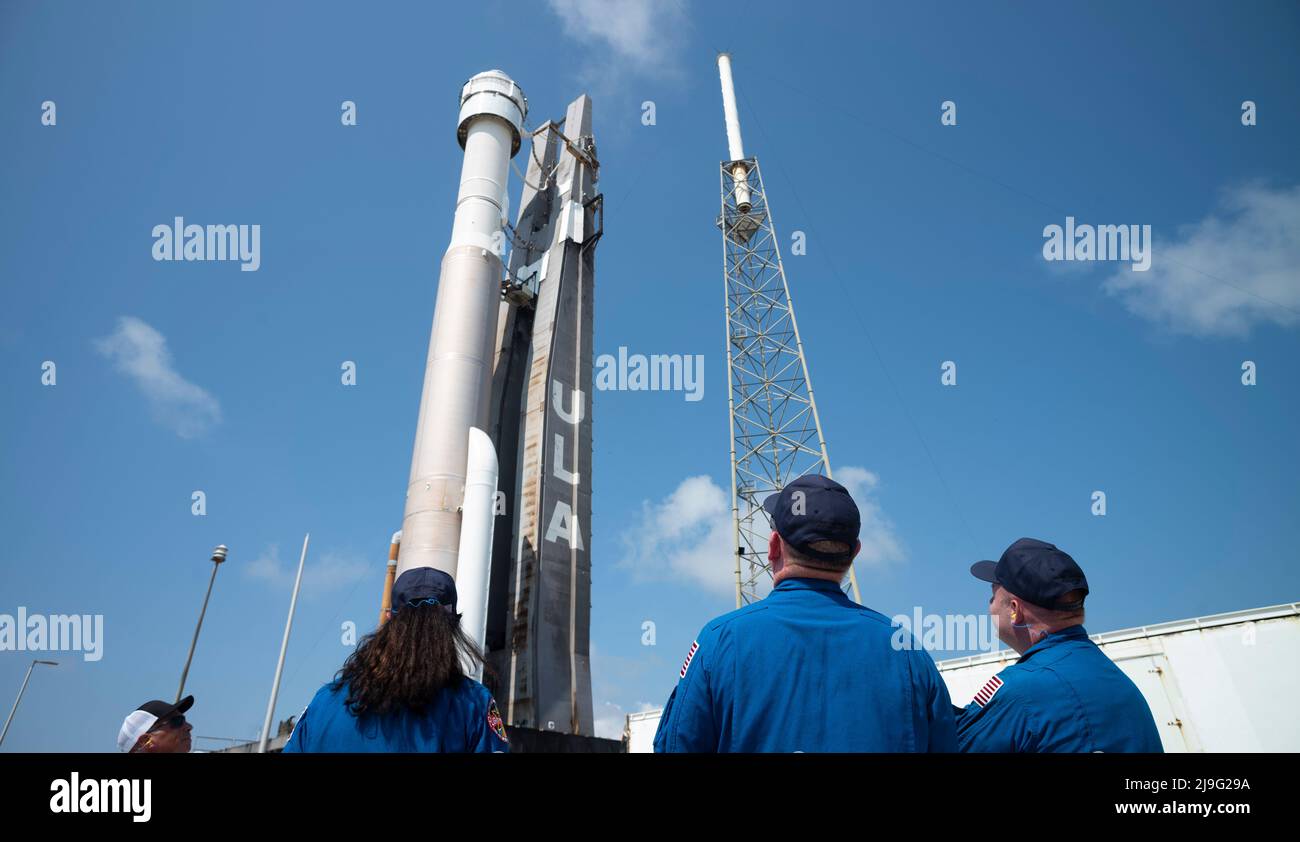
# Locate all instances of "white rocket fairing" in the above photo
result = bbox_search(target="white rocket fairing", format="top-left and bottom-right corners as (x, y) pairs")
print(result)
(397, 70), (526, 581)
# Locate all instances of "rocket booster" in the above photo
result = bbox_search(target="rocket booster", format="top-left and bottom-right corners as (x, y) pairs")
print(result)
(398, 70), (526, 581)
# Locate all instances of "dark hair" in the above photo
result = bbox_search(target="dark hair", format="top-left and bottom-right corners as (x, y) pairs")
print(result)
(334, 604), (487, 717)
(782, 538), (854, 571)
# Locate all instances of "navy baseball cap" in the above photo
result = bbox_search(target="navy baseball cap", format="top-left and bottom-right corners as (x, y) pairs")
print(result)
(391, 567), (458, 613)
(971, 538), (1089, 611)
(761, 474), (861, 562)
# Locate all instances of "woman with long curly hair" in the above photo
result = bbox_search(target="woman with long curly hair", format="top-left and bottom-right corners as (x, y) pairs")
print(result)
(283, 568), (509, 752)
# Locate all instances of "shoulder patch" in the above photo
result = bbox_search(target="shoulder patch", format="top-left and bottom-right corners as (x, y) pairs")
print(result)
(679, 640), (700, 679)
(973, 675), (1004, 707)
(487, 698), (508, 742)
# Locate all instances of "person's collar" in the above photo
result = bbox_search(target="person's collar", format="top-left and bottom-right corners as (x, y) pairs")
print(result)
(773, 576), (844, 592)
(1019, 623), (1088, 660)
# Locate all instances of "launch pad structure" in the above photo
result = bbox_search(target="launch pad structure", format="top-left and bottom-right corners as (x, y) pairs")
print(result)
(485, 94), (600, 735)
(387, 51), (850, 740)
(715, 53), (861, 608)
(394, 69), (600, 737)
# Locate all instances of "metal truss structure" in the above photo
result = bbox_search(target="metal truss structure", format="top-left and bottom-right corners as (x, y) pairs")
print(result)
(718, 157), (861, 607)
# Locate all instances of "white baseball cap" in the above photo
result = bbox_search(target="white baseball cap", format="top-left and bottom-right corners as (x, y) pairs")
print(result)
(117, 695), (193, 752)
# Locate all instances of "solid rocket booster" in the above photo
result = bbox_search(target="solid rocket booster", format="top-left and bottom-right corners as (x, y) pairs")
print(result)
(456, 427), (498, 675)
(716, 53), (752, 212)
(398, 70), (526, 580)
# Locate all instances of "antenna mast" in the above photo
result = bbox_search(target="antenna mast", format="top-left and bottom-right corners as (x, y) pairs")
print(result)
(715, 53), (861, 607)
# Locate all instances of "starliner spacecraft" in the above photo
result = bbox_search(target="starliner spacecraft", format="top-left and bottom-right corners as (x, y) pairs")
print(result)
(392, 69), (600, 735)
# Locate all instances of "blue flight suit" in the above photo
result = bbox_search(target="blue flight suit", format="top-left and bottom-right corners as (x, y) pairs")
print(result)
(956, 625), (1163, 753)
(653, 578), (957, 752)
(282, 677), (509, 752)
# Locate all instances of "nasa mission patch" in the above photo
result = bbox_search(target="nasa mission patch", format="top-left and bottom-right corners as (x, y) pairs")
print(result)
(487, 699), (508, 742)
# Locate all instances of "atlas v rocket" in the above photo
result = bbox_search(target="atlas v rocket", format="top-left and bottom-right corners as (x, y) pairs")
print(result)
(395, 69), (600, 735)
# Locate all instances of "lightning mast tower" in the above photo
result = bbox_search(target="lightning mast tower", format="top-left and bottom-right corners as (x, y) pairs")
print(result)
(715, 53), (861, 608)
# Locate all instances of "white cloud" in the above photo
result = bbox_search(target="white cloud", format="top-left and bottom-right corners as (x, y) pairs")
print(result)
(592, 699), (660, 740)
(1102, 183), (1300, 337)
(618, 469), (903, 598)
(589, 642), (665, 739)
(545, 0), (688, 85)
(619, 474), (736, 596)
(246, 543), (370, 596)
(834, 467), (905, 567)
(592, 700), (628, 740)
(93, 316), (221, 438)
(246, 543), (287, 584)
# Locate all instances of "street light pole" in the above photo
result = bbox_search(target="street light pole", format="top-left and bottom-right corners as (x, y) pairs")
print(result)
(177, 544), (227, 702)
(1, 659), (58, 748)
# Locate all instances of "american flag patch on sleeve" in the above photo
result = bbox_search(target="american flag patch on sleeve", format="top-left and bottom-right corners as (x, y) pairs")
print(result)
(973, 675), (1004, 707)
(680, 641), (700, 678)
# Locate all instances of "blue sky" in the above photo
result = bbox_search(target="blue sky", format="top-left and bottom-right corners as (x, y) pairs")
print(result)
(2, 0), (1297, 750)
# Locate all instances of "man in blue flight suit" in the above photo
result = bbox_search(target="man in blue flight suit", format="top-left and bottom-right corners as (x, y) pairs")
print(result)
(956, 538), (1163, 753)
(653, 474), (957, 752)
